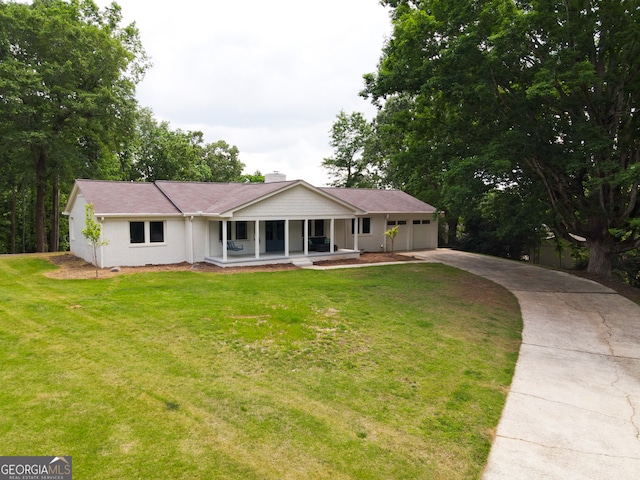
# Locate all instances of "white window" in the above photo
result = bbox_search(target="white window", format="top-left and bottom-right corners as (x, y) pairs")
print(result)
(130, 221), (165, 245)
(150, 221), (164, 243)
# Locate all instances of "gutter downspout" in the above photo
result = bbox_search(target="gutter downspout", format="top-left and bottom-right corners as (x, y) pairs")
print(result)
(383, 214), (389, 253)
(188, 216), (194, 264)
(99, 217), (105, 268)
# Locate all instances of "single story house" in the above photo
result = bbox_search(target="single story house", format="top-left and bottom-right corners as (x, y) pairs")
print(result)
(63, 177), (438, 268)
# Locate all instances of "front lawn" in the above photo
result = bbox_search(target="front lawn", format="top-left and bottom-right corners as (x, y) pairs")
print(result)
(0, 256), (521, 479)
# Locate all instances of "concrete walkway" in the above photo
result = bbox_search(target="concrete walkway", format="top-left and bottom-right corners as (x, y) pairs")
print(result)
(407, 249), (640, 479)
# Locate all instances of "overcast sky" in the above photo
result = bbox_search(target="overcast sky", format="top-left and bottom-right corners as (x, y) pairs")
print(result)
(94, 0), (392, 185)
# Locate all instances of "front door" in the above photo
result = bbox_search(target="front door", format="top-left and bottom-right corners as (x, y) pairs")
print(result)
(265, 221), (285, 252)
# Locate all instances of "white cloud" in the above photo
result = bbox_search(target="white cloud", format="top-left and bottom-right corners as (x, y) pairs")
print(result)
(96, 0), (391, 185)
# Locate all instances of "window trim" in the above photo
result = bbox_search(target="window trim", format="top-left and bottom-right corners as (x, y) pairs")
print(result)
(129, 220), (167, 246)
(236, 221), (248, 240)
(353, 217), (372, 235)
(361, 217), (371, 235)
(130, 221), (145, 244)
(149, 221), (165, 243)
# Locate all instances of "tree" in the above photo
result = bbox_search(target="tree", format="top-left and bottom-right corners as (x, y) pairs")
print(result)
(202, 140), (245, 182)
(385, 225), (399, 254)
(0, 0), (148, 252)
(322, 111), (378, 187)
(363, 1), (640, 276)
(239, 170), (265, 183)
(127, 108), (245, 183)
(458, 187), (549, 260)
(135, 120), (206, 181)
(366, 94), (491, 246)
(81, 203), (107, 278)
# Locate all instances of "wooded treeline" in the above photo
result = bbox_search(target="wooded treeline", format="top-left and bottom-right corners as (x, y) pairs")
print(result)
(3, 0), (639, 281)
(323, 1), (640, 279)
(0, 0), (255, 255)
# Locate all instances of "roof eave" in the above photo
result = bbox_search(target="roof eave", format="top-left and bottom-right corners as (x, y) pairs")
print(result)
(88, 213), (185, 218)
(365, 210), (437, 215)
(222, 180), (365, 216)
(62, 181), (82, 215)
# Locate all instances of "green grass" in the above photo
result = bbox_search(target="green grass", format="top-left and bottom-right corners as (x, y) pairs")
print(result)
(0, 256), (521, 479)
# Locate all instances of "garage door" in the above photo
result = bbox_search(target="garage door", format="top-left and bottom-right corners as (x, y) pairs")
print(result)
(412, 220), (432, 249)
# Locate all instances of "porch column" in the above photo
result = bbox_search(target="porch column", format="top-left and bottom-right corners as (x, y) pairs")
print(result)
(222, 220), (228, 262)
(330, 218), (335, 253)
(254, 220), (260, 259)
(303, 219), (309, 255)
(353, 217), (359, 252)
(284, 219), (290, 257)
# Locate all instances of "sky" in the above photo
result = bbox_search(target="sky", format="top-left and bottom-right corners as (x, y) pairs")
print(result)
(94, 0), (392, 186)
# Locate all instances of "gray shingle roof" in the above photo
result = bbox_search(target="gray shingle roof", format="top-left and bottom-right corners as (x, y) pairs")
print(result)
(68, 180), (437, 216)
(155, 180), (296, 214)
(72, 180), (181, 215)
(321, 187), (436, 214)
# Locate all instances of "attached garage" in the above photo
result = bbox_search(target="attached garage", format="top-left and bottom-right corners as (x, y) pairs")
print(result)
(322, 188), (439, 253)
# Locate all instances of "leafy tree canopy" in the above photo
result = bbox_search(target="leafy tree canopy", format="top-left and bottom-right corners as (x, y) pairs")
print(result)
(363, 0), (640, 276)
(322, 111), (379, 187)
(0, 0), (149, 251)
(0, 1), (251, 255)
(122, 108), (246, 183)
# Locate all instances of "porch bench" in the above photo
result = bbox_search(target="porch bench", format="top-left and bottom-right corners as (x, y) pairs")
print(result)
(309, 236), (332, 252)
(227, 241), (244, 252)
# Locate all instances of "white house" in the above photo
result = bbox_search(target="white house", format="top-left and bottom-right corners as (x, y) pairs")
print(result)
(63, 177), (438, 268)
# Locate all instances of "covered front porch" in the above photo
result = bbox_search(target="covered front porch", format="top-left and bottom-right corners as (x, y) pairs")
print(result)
(204, 217), (362, 267)
(204, 249), (360, 268)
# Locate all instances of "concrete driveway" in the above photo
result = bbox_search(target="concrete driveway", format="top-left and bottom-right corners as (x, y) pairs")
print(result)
(409, 249), (640, 480)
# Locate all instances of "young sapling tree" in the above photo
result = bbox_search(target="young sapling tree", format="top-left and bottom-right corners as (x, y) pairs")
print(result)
(81, 203), (108, 277)
(385, 225), (399, 255)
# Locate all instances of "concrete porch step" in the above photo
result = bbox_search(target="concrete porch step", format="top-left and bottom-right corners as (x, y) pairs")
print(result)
(292, 258), (314, 268)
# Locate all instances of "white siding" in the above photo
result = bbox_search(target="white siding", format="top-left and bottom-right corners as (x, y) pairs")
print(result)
(208, 221), (222, 257)
(100, 217), (186, 267)
(191, 219), (209, 262)
(68, 194), (95, 265)
(288, 220), (305, 252)
(334, 219), (348, 248)
(234, 185), (354, 219)
(356, 216), (387, 253)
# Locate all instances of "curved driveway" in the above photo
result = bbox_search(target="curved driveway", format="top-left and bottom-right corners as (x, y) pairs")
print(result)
(409, 250), (640, 480)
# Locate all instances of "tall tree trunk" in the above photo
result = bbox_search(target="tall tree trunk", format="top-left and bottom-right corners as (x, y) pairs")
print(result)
(446, 216), (459, 246)
(10, 182), (17, 254)
(50, 176), (60, 252)
(586, 237), (614, 276)
(35, 149), (48, 252)
(21, 186), (27, 253)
